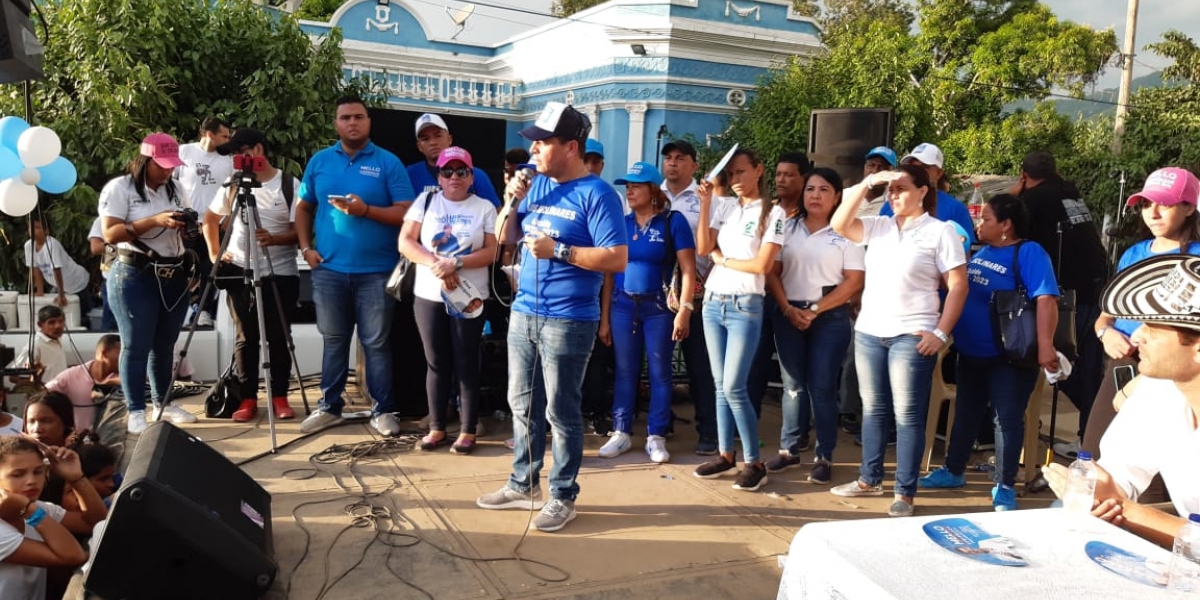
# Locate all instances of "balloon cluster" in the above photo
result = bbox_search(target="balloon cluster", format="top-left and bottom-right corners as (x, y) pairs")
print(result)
(0, 116), (78, 217)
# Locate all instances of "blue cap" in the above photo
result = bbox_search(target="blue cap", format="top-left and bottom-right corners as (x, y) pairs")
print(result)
(614, 161), (662, 185)
(1077, 451), (1093, 461)
(585, 138), (605, 158)
(865, 146), (898, 167)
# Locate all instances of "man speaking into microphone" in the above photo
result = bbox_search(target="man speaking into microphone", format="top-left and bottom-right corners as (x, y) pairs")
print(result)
(475, 103), (627, 532)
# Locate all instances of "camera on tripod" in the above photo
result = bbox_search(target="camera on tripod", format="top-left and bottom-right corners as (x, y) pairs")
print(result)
(173, 208), (201, 240)
(233, 154), (266, 173)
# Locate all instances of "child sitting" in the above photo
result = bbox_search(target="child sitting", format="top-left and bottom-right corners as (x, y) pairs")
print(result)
(6, 305), (69, 387)
(0, 436), (88, 599)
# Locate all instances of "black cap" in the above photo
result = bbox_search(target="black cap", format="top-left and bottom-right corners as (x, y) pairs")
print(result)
(519, 102), (591, 143)
(217, 128), (267, 156)
(661, 140), (697, 160)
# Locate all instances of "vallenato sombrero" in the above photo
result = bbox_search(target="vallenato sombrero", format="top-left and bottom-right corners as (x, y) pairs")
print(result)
(1101, 254), (1200, 332)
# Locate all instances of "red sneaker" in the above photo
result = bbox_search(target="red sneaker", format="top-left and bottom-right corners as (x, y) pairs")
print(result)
(272, 396), (295, 420)
(232, 400), (258, 422)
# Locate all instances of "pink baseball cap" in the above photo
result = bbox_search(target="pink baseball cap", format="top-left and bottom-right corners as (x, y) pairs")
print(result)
(436, 146), (473, 169)
(140, 133), (185, 169)
(1126, 167), (1200, 207)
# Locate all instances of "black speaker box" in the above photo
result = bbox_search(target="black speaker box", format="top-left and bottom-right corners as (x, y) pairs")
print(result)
(83, 422), (276, 600)
(807, 108), (894, 188)
(0, 0), (42, 84)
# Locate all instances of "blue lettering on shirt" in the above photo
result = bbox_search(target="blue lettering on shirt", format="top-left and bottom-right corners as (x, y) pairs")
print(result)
(513, 174), (627, 320)
(953, 242), (1059, 358)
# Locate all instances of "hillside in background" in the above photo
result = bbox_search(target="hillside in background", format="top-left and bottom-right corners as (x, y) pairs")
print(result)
(1008, 71), (1168, 119)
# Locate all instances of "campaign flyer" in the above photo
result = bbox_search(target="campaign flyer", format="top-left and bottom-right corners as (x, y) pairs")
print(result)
(1085, 541), (1168, 588)
(922, 518), (1029, 567)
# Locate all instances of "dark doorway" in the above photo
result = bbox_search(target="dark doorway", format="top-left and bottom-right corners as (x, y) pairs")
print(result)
(368, 108), (509, 196)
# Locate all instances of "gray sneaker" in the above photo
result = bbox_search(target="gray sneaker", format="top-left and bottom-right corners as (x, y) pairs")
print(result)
(888, 498), (915, 517)
(476, 485), (544, 510)
(300, 410), (342, 433)
(530, 498), (576, 532)
(370, 413), (401, 437)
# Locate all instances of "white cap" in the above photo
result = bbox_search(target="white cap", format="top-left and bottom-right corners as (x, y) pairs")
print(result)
(415, 113), (449, 137)
(901, 143), (944, 169)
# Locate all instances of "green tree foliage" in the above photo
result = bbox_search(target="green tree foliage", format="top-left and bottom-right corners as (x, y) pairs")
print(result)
(726, 0), (1116, 171)
(1146, 30), (1200, 84)
(0, 0), (361, 289)
(551, 0), (606, 17)
(294, 0), (347, 21)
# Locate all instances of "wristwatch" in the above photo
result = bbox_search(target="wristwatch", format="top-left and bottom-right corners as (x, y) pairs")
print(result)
(554, 243), (572, 263)
(1096, 326), (1109, 340)
(454, 257), (464, 271)
(809, 302), (820, 313)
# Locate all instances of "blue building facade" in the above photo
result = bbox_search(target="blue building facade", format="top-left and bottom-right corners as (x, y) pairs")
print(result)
(297, 0), (821, 180)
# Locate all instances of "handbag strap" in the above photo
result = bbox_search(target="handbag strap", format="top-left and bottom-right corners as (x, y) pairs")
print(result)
(661, 210), (679, 287)
(1010, 241), (1028, 298)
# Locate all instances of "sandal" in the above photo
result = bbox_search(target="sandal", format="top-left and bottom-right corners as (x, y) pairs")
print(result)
(450, 437), (476, 455)
(419, 433), (448, 451)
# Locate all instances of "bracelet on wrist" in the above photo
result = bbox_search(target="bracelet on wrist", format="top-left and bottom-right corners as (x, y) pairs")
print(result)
(301, 247), (313, 255)
(24, 505), (46, 528)
(680, 302), (695, 311)
(931, 328), (949, 343)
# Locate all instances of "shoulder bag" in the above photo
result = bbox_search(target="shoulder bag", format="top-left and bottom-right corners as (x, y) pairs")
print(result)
(989, 241), (1040, 368)
(385, 191), (436, 302)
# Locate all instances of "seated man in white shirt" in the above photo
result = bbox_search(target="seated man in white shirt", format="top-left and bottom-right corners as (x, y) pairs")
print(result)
(1047, 254), (1200, 547)
(6, 305), (68, 387)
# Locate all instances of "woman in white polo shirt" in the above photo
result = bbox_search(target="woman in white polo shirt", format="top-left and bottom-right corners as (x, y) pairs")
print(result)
(764, 167), (864, 485)
(828, 163), (968, 517)
(692, 148), (786, 492)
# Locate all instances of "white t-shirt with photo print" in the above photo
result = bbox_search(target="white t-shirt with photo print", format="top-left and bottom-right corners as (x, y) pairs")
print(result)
(176, 143), (232, 211)
(207, 170), (300, 277)
(705, 197), (786, 296)
(405, 192), (497, 303)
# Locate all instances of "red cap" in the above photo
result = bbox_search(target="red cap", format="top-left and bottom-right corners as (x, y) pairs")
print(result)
(139, 133), (185, 169)
(436, 146), (473, 170)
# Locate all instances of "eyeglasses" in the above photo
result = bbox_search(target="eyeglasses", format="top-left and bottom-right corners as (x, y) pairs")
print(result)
(439, 167), (471, 179)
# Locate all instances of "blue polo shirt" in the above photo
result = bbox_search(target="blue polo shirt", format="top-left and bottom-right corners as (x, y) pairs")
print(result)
(954, 242), (1059, 358)
(615, 211), (695, 295)
(298, 141), (414, 273)
(513, 174), (627, 320)
(406, 162), (501, 207)
(1113, 240), (1200, 336)
(881, 190), (976, 244)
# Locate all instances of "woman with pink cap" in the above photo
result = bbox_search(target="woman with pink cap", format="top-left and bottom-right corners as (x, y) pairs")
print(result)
(1084, 167), (1200, 456)
(399, 146), (498, 454)
(97, 133), (198, 435)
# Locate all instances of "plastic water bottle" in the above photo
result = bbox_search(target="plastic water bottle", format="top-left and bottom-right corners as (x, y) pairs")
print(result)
(968, 182), (985, 226)
(1062, 451), (1097, 528)
(1167, 514), (1200, 592)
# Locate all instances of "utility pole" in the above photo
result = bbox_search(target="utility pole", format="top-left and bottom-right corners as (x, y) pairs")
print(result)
(1113, 0), (1139, 154)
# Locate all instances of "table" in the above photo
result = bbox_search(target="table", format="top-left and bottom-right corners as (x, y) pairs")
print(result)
(777, 509), (1176, 600)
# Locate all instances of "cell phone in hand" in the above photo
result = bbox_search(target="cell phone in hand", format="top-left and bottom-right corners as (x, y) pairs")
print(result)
(1112, 364), (1136, 390)
(327, 194), (349, 204)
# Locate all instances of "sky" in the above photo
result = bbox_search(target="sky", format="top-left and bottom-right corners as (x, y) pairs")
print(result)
(517, 0), (1197, 88)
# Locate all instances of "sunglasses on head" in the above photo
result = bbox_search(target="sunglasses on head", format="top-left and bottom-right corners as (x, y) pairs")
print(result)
(439, 167), (471, 179)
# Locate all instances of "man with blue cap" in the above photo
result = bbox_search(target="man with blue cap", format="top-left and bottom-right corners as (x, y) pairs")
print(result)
(584, 139), (605, 177)
(859, 146), (897, 217)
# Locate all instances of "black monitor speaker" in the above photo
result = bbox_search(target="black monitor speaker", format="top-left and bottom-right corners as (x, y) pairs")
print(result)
(83, 422), (276, 600)
(0, 0), (43, 84)
(807, 108), (894, 186)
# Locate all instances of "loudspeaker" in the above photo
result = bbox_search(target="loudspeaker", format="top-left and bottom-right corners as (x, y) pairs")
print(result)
(807, 108), (894, 187)
(83, 422), (276, 600)
(0, 0), (43, 84)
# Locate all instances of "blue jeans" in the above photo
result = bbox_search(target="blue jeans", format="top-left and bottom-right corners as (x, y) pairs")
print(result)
(507, 311), (596, 501)
(772, 304), (852, 461)
(106, 261), (189, 412)
(945, 354), (1039, 487)
(702, 293), (764, 463)
(610, 291), (675, 436)
(856, 331), (936, 498)
(311, 268), (395, 415)
(681, 299), (716, 440)
(746, 296), (778, 418)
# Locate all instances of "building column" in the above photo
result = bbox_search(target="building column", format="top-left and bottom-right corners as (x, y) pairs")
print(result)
(625, 102), (648, 164)
(579, 105), (599, 139)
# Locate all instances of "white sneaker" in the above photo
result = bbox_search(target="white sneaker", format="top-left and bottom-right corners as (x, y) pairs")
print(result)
(154, 404), (198, 424)
(598, 431), (632, 458)
(1053, 437), (1082, 460)
(646, 435), (670, 464)
(196, 311), (215, 328)
(300, 410), (343, 433)
(127, 410), (148, 434)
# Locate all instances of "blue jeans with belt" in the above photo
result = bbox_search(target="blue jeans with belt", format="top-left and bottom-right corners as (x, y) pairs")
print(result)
(770, 303), (853, 461)
(702, 292), (764, 463)
(855, 331), (936, 498)
(610, 290), (676, 436)
(506, 311), (596, 501)
(106, 260), (189, 412)
(311, 268), (395, 415)
(945, 353), (1040, 487)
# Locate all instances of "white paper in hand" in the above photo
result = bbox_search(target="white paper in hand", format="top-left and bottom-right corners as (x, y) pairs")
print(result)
(706, 143), (739, 183)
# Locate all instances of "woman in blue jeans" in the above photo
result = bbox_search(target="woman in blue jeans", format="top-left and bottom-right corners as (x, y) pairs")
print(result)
(597, 162), (697, 463)
(919, 194), (1060, 510)
(692, 148), (786, 492)
(829, 163), (968, 517)
(98, 133), (196, 434)
(764, 168), (864, 484)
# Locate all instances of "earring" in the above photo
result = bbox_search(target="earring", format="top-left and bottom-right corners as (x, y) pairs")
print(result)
(1001, 234), (1007, 241)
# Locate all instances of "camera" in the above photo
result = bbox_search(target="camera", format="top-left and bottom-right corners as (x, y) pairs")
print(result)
(233, 154), (266, 172)
(173, 208), (201, 240)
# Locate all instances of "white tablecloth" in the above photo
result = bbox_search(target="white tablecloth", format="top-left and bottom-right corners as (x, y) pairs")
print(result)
(777, 508), (1175, 600)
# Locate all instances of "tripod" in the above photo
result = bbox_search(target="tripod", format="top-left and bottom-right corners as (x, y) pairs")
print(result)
(166, 165), (311, 452)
